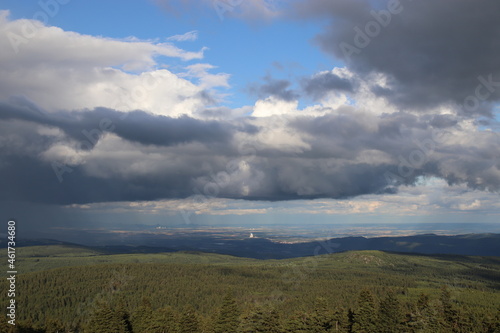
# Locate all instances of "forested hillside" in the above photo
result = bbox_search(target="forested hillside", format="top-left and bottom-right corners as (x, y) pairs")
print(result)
(1, 247), (499, 332)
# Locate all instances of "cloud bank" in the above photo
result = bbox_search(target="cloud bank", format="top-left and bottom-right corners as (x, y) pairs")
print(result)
(0, 4), (498, 217)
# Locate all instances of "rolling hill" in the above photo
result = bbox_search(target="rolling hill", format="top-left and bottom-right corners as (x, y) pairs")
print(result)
(1, 244), (499, 331)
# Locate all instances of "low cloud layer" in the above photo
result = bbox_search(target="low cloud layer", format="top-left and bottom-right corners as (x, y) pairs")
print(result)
(1, 98), (498, 205)
(0, 5), (498, 217)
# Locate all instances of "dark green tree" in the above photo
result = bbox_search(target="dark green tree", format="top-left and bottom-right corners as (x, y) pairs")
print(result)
(351, 289), (377, 333)
(179, 306), (200, 333)
(493, 307), (500, 333)
(238, 305), (281, 333)
(115, 299), (132, 333)
(282, 311), (310, 333)
(406, 293), (435, 332)
(377, 291), (402, 333)
(347, 308), (355, 333)
(214, 293), (240, 333)
(311, 297), (333, 332)
(87, 301), (130, 333)
(495, 307), (500, 332)
(439, 286), (459, 332)
(331, 307), (348, 333)
(147, 306), (179, 333)
(455, 306), (478, 333)
(16, 320), (45, 333)
(44, 317), (66, 333)
(263, 308), (282, 333)
(130, 297), (153, 333)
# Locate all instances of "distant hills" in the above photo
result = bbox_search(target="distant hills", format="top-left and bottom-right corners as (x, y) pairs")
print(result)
(5, 233), (500, 259)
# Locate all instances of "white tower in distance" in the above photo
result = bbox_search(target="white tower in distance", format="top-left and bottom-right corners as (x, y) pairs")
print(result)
(249, 232), (254, 238)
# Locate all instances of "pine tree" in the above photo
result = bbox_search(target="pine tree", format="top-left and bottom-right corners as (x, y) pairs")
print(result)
(179, 306), (200, 333)
(347, 308), (355, 333)
(130, 297), (153, 333)
(311, 297), (333, 332)
(331, 307), (348, 333)
(377, 291), (402, 333)
(352, 289), (377, 333)
(493, 307), (500, 333)
(16, 320), (43, 333)
(455, 306), (478, 333)
(214, 293), (240, 333)
(439, 286), (459, 332)
(263, 308), (282, 333)
(406, 293), (434, 332)
(147, 307), (179, 333)
(238, 305), (281, 333)
(44, 317), (66, 333)
(115, 299), (132, 333)
(86, 301), (129, 333)
(282, 311), (310, 333)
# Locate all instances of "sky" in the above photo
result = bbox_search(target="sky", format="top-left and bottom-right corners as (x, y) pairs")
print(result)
(0, 0), (499, 233)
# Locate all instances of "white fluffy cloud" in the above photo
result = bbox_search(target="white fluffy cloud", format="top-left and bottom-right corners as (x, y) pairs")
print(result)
(0, 10), (228, 117)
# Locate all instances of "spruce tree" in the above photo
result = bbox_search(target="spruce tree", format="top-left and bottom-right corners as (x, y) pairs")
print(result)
(87, 301), (129, 333)
(263, 308), (282, 333)
(179, 306), (200, 333)
(282, 311), (310, 333)
(352, 289), (377, 333)
(16, 323), (40, 333)
(377, 291), (402, 333)
(407, 293), (434, 332)
(44, 317), (66, 333)
(493, 307), (500, 333)
(115, 299), (132, 333)
(214, 293), (240, 333)
(238, 305), (281, 333)
(147, 307), (179, 333)
(439, 286), (458, 332)
(312, 297), (333, 332)
(347, 309), (355, 333)
(130, 297), (153, 333)
(331, 307), (348, 333)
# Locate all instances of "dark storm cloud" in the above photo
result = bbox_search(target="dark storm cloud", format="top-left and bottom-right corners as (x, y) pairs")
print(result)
(249, 76), (299, 101)
(293, 0), (500, 113)
(302, 71), (354, 100)
(0, 100), (233, 149)
(1, 98), (499, 205)
(288, 111), (500, 194)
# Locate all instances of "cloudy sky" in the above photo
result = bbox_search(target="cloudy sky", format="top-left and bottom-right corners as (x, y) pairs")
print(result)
(1, 0), (499, 231)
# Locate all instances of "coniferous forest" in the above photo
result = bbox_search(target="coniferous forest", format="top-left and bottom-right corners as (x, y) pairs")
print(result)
(1, 246), (499, 332)
(3, 0), (500, 332)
